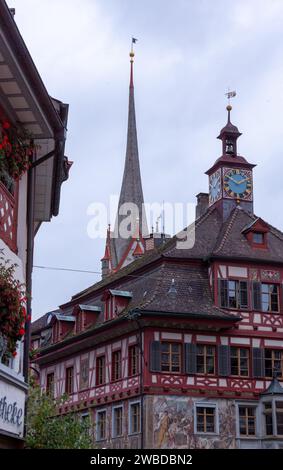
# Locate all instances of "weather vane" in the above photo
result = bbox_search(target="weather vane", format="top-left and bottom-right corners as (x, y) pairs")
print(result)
(225, 89), (237, 106)
(131, 37), (138, 53)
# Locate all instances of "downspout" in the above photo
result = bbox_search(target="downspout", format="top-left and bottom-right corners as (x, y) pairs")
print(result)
(23, 147), (35, 383)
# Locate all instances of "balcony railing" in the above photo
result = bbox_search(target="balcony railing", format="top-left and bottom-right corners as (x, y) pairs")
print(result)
(0, 180), (17, 253)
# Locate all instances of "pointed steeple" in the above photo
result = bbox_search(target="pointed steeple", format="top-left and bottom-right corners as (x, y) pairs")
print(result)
(101, 43), (148, 277)
(113, 45), (147, 266)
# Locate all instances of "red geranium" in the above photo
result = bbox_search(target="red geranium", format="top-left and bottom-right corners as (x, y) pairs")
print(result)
(0, 259), (27, 355)
(0, 118), (34, 181)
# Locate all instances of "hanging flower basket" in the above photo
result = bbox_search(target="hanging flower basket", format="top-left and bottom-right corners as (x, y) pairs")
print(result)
(0, 119), (34, 184)
(0, 258), (28, 356)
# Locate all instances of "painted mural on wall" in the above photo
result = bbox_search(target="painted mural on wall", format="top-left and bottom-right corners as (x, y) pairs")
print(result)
(152, 396), (236, 449)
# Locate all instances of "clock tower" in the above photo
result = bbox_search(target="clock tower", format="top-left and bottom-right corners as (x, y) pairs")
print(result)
(206, 105), (256, 220)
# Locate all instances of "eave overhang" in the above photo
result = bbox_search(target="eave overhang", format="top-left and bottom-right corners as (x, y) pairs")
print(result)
(205, 254), (283, 267)
(35, 309), (240, 366)
(0, 2), (69, 219)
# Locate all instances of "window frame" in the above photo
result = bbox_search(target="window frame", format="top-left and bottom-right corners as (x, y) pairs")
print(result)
(128, 344), (140, 377)
(160, 341), (182, 374)
(261, 283), (280, 313)
(194, 403), (218, 435)
(96, 408), (107, 441)
(219, 279), (249, 310)
(264, 349), (283, 379)
(128, 400), (141, 435)
(262, 398), (283, 437)
(96, 355), (106, 386)
(112, 404), (123, 438)
(196, 344), (216, 376)
(65, 365), (74, 395)
(112, 350), (122, 382)
(230, 347), (250, 378)
(46, 371), (55, 398)
(237, 404), (258, 438)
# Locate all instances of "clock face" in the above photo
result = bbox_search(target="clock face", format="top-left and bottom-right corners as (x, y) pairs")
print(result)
(223, 168), (253, 200)
(209, 169), (221, 205)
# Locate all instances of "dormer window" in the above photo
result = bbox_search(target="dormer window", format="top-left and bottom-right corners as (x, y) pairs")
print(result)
(242, 218), (269, 249)
(74, 305), (101, 333)
(50, 314), (75, 343)
(102, 289), (132, 321)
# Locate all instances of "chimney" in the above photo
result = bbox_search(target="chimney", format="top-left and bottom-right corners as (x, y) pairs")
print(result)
(196, 193), (209, 219)
(144, 232), (171, 252)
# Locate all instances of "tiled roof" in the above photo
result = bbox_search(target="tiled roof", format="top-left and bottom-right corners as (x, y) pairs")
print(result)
(31, 309), (60, 334)
(212, 207), (283, 262)
(32, 204), (283, 335)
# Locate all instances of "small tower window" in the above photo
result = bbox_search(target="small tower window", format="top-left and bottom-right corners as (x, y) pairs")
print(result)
(253, 232), (264, 244)
(225, 140), (234, 154)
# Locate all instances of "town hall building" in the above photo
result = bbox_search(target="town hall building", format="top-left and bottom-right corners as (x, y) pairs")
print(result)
(31, 49), (283, 449)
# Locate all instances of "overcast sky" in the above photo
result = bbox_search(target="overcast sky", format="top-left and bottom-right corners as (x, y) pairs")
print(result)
(10, 0), (283, 320)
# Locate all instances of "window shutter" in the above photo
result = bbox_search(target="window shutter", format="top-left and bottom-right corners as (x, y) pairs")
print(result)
(218, 345), (231, 376)
(218, 279), (228, 308)
(150, 341), (161, 372)
(184, 343), (197, 374)
(252, 348), (264, 378)
(252, 281), (262, 311)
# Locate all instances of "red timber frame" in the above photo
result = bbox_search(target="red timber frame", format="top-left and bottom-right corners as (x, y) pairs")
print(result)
(0, 179), (19, 253)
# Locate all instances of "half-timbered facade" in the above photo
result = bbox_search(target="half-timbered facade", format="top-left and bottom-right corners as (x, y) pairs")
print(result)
(32, 55), (283, 449)
(0, 2), (70, 448)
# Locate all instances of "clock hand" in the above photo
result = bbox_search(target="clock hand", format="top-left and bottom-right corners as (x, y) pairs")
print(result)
(226, 175), (238, 184)
(236, 177), (249, 185)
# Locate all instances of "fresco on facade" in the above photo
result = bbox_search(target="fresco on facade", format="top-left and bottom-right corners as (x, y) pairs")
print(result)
(152, 396), (236, 449)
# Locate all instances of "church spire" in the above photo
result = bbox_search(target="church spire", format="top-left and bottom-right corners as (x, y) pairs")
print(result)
(101, 41), (147, 276)
(113, 43), (147, 266)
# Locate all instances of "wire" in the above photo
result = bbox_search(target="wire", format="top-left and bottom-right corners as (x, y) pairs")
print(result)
(33, 264), (212, 281)
(34, 265), (101, 275)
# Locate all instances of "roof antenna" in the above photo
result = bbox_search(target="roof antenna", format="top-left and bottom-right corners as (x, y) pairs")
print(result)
(162, 200), (165, 241)
(155, 214), (162, 234)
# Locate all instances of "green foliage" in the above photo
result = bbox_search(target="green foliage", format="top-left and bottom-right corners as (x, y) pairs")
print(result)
(26, 380), (94, 449)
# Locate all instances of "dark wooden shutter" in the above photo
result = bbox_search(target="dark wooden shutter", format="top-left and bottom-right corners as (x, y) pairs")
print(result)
(252, 281), (262, 311)
(218, 345), (231, 376)
(184, 343), (197, 374)
(252, 348), (264, 378)
(150, 341), (161, 372)
(218, 279), (229, 308)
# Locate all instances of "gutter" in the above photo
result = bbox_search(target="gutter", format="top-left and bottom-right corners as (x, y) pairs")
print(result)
(205, 255), (283, 267)
(23, 149), (35, 382)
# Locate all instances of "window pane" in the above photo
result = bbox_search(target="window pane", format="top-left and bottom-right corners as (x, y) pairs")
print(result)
(266, 414), (273, 435)
(277, 413), (283, 435)
(253, 233), (264, 244)
(161, 343), (169, 352)
(207, 357), (215, 374)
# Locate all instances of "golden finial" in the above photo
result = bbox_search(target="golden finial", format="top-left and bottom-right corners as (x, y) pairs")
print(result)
(130, 37), (137, 61)
(226, 104), (232, 112)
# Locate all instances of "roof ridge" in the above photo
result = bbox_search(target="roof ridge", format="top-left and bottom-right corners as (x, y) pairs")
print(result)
(214, 206), (242, 254)
(163, 206), (218, 256)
